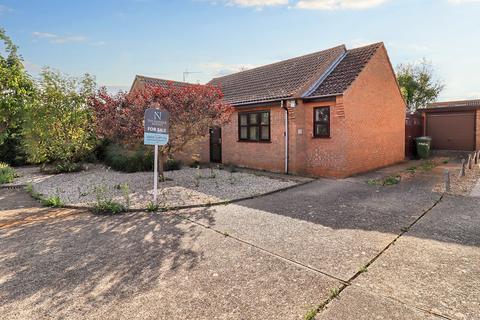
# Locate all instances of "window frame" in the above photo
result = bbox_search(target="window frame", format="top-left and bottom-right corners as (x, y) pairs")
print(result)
(313, 107), (331, 138)
(238, 110), (271, 142)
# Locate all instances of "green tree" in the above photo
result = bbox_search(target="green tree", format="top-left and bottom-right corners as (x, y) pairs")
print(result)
(0, 28), (35, 165)
(23, 68), (97, 166)
(396, 59), (444, 112)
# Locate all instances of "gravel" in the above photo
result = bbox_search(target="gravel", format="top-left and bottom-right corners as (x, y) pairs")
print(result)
(8, 165), (299, 209)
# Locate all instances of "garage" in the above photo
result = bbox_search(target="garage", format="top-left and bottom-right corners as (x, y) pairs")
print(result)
(422, 100), (480, 151)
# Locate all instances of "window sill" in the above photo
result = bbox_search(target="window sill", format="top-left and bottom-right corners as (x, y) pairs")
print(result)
(312, 136), (331, 139)
(237, 140), (272, 143)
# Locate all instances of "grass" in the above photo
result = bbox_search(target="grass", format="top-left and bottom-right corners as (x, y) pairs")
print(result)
(419, 160), (436, 172)
(146, 202), (160, 212)
(41, 195), (63, 208)
(330, 287), (340, 299)
(93, 200), (126, 215)
(0, 162), (16, 184)
(303, 308), (317, 320)
(359, 265), (368, 273)
(367, 175), (400, 186)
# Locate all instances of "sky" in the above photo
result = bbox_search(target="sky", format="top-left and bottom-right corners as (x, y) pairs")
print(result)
(0, 0), (479, 100)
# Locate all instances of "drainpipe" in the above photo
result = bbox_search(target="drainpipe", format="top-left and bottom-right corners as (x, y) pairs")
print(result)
(282, 100), (289, 174)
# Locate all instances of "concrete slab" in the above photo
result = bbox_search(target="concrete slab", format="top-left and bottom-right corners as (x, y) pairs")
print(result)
(0, 210), (340, 320)
(351, 195), (480, 320)
(183, 176), (442, 281)
(317, 286), (440, 320)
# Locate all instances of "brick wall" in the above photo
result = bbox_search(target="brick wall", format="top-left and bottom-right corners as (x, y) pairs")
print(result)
(340, 45), (406, 176)
(222, 104), (286, 173)
(477, 110), (480, 151)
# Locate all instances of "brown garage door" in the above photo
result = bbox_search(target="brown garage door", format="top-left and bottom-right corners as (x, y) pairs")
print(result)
(426, 112), (475, 151)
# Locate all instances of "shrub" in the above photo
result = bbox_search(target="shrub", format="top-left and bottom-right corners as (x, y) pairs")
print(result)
(41, 195), (63, 208)
(165, 158), (182, 171)
(93, 200), (126, 215)
(146, 202), (159, 212)
(0, 162), (15, 184)
(104, 144), (154, 173)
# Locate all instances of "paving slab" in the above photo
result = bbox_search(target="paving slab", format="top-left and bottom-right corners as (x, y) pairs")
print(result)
(0, 209), (340, 320)
(350, 195), (480, 320)
(183, 175), (442, 281)
(317, 286), (441, 320)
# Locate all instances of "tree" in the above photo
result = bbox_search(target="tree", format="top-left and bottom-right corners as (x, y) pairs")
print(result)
(90, 83), (234, 175)
(396, 59), (444, 112)
(0, 28), (35, 165)
(23, 69), (97, 166)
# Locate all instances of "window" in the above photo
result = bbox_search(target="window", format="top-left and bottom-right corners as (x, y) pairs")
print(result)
(238, 111), (270, 142)
(313, 107), (330, 138)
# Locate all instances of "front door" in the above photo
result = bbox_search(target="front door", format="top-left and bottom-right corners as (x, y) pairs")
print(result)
(210, 127), (222, 163)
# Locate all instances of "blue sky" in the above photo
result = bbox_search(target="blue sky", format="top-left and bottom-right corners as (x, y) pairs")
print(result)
(0, 0), (479, 100)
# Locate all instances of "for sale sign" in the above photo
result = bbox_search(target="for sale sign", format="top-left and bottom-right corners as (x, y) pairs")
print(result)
(144, 108), (169, 146)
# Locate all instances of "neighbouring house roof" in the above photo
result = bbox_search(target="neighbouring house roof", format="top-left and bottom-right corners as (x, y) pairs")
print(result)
(130, 75), (190, 92)
(131, 42), (385, 106)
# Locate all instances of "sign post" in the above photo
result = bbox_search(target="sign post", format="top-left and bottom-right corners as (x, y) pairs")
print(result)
(144, 108), (169, 204)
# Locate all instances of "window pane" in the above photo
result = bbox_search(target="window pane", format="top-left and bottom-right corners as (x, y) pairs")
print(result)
(240, 127), (248, 139)
(315, 108), (329, 122)
(260, 112), (269, 125)
(315, 124), (329, 137)
(240, 114), (248, 126)
(249, 113), (258, 125)
(249, 126), (259, 140)
(261, 125), (270, 140)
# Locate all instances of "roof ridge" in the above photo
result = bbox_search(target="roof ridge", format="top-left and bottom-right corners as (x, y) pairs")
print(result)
(135, 75), (191, 84)
(209, 44), (347, 82)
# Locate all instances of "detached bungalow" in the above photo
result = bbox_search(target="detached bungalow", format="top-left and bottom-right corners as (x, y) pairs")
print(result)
(131, 42), (406, 178)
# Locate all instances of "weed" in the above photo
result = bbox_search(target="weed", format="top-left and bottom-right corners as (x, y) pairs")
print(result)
(147, 202), (160, 212)
(406, 166), (417, 174)
(228, 172), (237, 185)
(0, 162), (15, 184)
(359, 265), (368, 273)
(367, 179), (381, 186)
(93, 200), (126, 215)
(303, 308), (317, 320)
(25, 182), (42, 200)
(223, 231), (230, 237)
(401, 226), (410, 232)
(209, 167), (216, 179)
(41, 195), (63, 208)
(443, 160), (449, 164)
(119, 183), (130, 209)
(384, 175), (401, 186)
(330, 287), (340, 299)
(419, 160), (436, 172)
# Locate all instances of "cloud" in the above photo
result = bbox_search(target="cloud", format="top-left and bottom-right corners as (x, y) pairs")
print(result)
(296, 0), (388, 10)
(0, 4), (13, 15)
(32, 31), (87, 44)
(32, 32), (106, 46)
(448, 0), (480, 4)
(200, 62), (258, 76)
(211, 0), (289, 7)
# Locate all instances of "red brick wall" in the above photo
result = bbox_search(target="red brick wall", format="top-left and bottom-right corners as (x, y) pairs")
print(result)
(476, 110), (480, 151)
(340, 45), (406, 176)
(222, 104), (286, 173)
(289, 98), (346, 177)
(174, 137), (210, 165)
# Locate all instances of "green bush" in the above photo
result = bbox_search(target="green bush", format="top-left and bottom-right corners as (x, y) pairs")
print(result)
(93, 200), (126, 215)
(165, 158), (182, 171)
(104, 144), (153, 173)
(41, 195), (63, 208)
(0, 162), (16, 184)
(104, 143), (181, 173)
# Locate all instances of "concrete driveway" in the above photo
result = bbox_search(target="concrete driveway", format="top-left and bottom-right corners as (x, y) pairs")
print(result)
(0, 166), (479, 320)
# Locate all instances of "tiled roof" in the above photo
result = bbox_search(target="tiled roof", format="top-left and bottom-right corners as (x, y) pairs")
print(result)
(133, 75), (190, 90)
(208, 45), (347, 105)
(428, 99), (480, 109)
(307, 43), (383, 98)
(131, 42), (385, 106)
